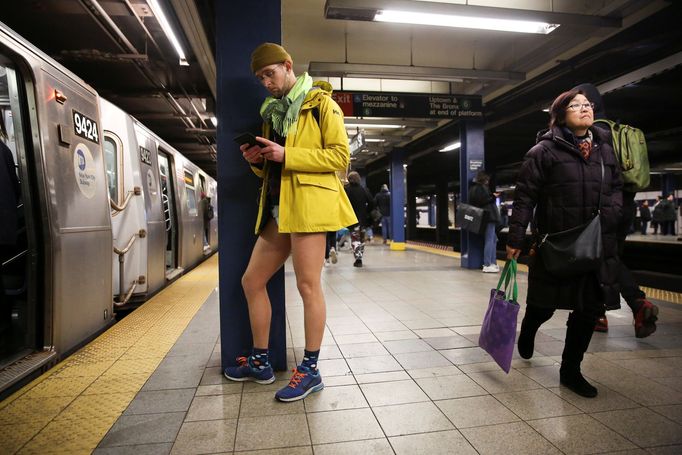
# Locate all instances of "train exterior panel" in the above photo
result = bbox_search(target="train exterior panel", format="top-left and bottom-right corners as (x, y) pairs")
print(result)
(100, 99), (149, 298)
(1, 25), (115, 358)
(0, 21), (218, 396)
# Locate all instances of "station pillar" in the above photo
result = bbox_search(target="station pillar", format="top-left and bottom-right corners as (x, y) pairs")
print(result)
(428, 196), (436, 227)
(436, 180), (450, 244)
(459, 119), (485, 269)
(390, 148), (407, 250)
(215, 1), (287, 371)
(661, 173), (675, 198)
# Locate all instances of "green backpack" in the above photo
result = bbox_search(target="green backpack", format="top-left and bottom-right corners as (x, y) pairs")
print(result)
(594, 119), (650, 192)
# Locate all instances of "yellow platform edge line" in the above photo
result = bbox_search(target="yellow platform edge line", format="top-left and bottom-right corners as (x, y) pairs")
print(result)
(0, 254), (219, 454)
(405, 242), (679, 304)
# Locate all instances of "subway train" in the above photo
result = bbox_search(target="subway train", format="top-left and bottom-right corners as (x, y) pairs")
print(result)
(0, 22), (218, 394)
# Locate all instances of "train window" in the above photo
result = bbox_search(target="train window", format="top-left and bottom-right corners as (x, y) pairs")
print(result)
(103, 135), (119, 203)
(184, 169), (198, 216)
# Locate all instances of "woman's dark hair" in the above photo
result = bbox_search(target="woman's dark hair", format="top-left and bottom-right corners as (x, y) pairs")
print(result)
(548, 89), (585, 129)
(474, 171), (490, 185)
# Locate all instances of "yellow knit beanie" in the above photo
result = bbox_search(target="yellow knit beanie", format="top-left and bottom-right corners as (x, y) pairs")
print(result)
(250, 43), (292, 73)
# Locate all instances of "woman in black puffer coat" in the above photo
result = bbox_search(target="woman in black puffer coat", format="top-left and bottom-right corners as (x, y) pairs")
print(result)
(506, 88), (622, 398)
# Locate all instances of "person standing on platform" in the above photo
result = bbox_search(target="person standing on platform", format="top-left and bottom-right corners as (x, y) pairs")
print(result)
(507, 88), (622, 398)
(224, 43), (357, 402)
(661, 194), (677, 235)
(574, 83), (658, 337)
(199, 192), (213, 247)
(639, 200), (651, 235)
(344, 171), (375, 267)
(652, 195), (663, 235)
(469, 171), (501, 273)
(375, 184), (391, 244)
(0, 137), (20, 355)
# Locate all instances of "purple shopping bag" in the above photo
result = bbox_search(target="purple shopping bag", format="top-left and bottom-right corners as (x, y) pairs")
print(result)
(478, 259), (520, 373)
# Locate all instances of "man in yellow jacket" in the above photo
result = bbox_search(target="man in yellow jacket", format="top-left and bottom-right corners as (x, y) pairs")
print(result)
(224, 43), (356, 402)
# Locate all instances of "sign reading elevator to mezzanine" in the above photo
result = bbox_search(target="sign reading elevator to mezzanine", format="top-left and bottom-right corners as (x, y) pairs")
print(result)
(332, 92), (483, 119)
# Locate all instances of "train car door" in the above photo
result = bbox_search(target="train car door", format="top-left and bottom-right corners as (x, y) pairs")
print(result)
(0, 63), (39, 370)
(157, 151), (179, 278)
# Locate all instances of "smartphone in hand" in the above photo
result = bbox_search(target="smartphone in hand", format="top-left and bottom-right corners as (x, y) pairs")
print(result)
(233, 132), (261, 148)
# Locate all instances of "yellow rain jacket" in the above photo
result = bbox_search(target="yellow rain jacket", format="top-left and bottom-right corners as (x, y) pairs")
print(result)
(251, 82), (357, 233)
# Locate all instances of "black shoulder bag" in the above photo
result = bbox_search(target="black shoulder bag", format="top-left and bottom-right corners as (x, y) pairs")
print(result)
(537, 155), (604, 276)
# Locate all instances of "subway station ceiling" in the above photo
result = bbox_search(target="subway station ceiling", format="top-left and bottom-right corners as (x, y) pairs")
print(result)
(1, 1), (681, 187)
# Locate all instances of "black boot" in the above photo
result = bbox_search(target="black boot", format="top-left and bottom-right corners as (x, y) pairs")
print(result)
(560, 312), (598, 398)
(518, 306), (553, 360)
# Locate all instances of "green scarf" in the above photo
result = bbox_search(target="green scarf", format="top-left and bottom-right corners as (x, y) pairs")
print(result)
(260, 72), (313, 137)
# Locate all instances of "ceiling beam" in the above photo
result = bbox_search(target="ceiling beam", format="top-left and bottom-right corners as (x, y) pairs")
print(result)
(309, 62), (525, 82)
(170, 0), (217, 99)
(597, 51), (682, 94)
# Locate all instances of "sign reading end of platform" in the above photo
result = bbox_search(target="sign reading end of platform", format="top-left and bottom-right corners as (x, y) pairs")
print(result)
(332, 92), (483, 119)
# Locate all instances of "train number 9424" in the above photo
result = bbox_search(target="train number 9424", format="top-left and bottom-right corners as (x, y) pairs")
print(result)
(73, 110), (100, 144)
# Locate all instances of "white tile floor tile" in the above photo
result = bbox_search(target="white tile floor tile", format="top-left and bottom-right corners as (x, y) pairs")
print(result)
(101, 244), (682, 453)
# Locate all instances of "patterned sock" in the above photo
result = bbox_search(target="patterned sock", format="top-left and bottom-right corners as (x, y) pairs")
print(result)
(250, 347), (270, 370)
(301, 349), (320, 372)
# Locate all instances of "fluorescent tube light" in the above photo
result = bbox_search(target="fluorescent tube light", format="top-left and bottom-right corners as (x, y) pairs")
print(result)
(439, 142), (461, 152)
(210, 116), (218, 127)
(375, 10), (559, 34)
(345, 123), (404, 129)
(147, 0), (189, 66)
(365, 138), (386, 142)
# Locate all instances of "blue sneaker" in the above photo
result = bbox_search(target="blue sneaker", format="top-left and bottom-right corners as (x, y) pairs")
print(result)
(275, 365), (324, 402)
(223, 356), (275, 384)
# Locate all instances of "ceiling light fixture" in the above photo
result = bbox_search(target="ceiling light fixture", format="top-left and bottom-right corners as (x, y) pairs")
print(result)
(439, 142), (461, 152)
(375, 10), (558, 34)
(365, 138), (386, 142)
(325, 1), (622, 32)
(147, 0), (189, 66)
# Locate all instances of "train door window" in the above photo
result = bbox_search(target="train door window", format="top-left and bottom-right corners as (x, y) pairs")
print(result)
(157, 151), (177, 272)
(199, 174), (206, 196)
(103, 135), (121, 204)
(184, 170), (197, 216)
(1, 60), (37, 367)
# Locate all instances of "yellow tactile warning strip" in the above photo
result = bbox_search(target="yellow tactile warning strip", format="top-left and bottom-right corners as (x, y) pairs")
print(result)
(0, 254), (218, 454)
(405, 241), (530, 273)
(406, 242), (681, 304)
(641, 286), (682, 305)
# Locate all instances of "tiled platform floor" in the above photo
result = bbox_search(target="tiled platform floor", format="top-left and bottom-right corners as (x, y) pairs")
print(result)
(96, 243), (682, 454)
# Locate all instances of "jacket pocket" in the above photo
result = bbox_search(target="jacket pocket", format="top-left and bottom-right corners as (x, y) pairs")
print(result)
(295, 173), (339, 192)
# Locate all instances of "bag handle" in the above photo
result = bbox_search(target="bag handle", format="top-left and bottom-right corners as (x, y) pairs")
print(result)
(496, 259), (518, 303)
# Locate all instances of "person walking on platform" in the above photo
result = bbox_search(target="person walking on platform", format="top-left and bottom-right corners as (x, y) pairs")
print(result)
(324, 231), (337, 266)
(374, 184), (392, 244)
(507, 88), (623, 398)
(344, 171), (375, 267)
(469, 171), (501, 273)
(660, 194), (677, 235)
(574, 83), (658, 337)
(639, 200), (651, 235)
(224, 43), (357, 402)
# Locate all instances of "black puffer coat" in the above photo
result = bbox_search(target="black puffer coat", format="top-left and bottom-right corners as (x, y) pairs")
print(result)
(469, 183), (501, 225)
(508, 126), (623, 311)
(344, 182), (375, 228)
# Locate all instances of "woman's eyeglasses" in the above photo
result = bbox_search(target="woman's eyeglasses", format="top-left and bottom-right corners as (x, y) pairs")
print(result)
(566, 102), (594, 112)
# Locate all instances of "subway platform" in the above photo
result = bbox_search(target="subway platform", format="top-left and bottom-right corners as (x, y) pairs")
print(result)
(1, 245), (682, 454)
